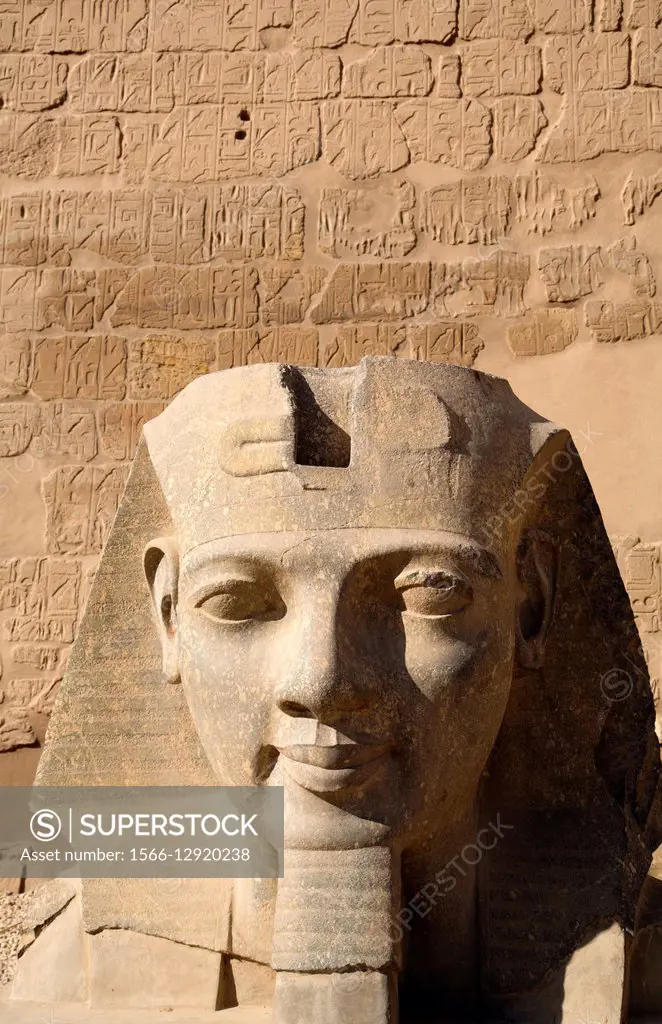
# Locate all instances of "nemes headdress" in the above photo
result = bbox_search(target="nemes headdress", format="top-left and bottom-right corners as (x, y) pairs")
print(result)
(141, 359), (553, 550)
(39, 358), (659, 1009)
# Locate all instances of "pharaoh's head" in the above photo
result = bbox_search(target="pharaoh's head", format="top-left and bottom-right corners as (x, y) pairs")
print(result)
(142, 359), (560, 851)
(37, 358), (659, 1014)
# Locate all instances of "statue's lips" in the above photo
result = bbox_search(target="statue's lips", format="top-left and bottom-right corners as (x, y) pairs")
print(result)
(277, 743), (391, 793)
(277, 743), (391, 769)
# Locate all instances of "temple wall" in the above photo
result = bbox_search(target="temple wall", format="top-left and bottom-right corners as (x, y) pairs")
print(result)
(0, 0), (662, 773)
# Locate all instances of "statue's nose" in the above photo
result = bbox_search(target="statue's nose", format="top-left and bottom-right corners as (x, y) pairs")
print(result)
(273, 590), (371, 722)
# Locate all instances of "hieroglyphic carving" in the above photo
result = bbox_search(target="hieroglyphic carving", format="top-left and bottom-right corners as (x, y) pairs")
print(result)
(32, 338), (127, 401)
(420, 178), (512, 244)
(37, 270), (97, 331)
(458, 0), (534, 39)
(310, 262), (431, 323)
(72, 51), (341, 110)
(216, 329), (255, 369)
(539, 89), (662, 162)
(625, 0), (662, 29)
(175, 51), (341, 105)
(56, 116), (122, 175)
(318, 180), (416, 258)
(127, 338), (216, 399)
(394, 98), (492, 169)
(2, 677), (59, 712)
(0, 336), (30, 397)
(430, 261), (462, 315)
(584, 298), (662, 341)
(456, 251), (530, 316)
(632, 26), (662, 85)
(514, 170), (601, 233)
(540, 236), (656, 303)
(261, 264), (328, 324)
(598, 0), (623, 30)
(155, 0), (292, 50)
(97, 401), (166, 461)
(24, 186), (303, 265)
(0, 114), (120, 178)
(94, 268), (134, 323)
(60, 401), (99, 461)
(461, 41), (541, 96)
(40, 402), (98, 462)
(0, 270), (38, 331)
(532, 0), (593, 32)
(292, 0), (358, 47)
(436, 53), (462, 97)
(1, 653), (64, 745)
(46, 190), (148, 265)
(343, 46), (433, 97)
(544, 33), (630, 92)
(2, 272), (103, 352)
(0, 1), (148, 52)
(563, 180), (602, 228)
(0, 114), (57, 177)
(110, 266), (260, 329)
(318, 322), (483, 367)
(293, 0), (457, 46)
(216, 327), (320, 368)
(149, 185), (305, 262)
(244, 326), (319, 365)
(7, 677), (61, 737)
(622, 169), (662, 223)
(11, 646), (60, 671)
(613, 537), (662, 633)
(149, 105), (320, 180)
(0, 193), (47, 265)
(0, 557), (80, 644)
(352, 0), (457, 43)
(404, 322), (485, 364)
(508, 309), (579, 356)
(606, 235), (657, 296)
(491, 97), (547, 160)
(318, 323), (406, 365)
(247, 49), (342, 101)
(0, 54), (68, 110)
(150, 189), (217, 265)
(322, 101), (409, 178)
(117, 119), (162, 184)
(43, 466), (129, 556)
(0, 707), (34, 751)
(538, 245), (604, 301)
(68, 53), (178, 113)
(0, 403), (39, 457)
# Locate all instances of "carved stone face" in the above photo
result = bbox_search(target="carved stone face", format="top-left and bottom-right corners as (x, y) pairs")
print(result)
(141, 361), (559, 849)
(148, 523), (550, 846)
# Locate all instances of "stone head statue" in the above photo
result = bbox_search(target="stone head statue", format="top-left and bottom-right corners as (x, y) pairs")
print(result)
(12, 358), (659, 1023)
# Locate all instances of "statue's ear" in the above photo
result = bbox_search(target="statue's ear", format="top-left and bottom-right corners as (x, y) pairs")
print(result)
(143, 537), (180, 685)
(515, 529), (557, 670)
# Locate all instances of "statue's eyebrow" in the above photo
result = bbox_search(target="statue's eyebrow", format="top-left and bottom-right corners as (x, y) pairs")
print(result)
(392, 544), (502, 582)
(181, 550), (261, 575)
(181, 536), (502, 582)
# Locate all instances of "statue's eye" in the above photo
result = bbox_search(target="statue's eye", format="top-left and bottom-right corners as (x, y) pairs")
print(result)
(396, 571), (473, 618)
(194, 582), (283, 624)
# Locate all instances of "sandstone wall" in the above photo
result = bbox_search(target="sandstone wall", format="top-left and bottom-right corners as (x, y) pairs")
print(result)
(1, 0), (662, 770)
